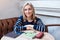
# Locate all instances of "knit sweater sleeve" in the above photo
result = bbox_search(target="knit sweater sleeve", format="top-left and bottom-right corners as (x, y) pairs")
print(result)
(14, 16), (26, 34)
(33, 18), (45, 32)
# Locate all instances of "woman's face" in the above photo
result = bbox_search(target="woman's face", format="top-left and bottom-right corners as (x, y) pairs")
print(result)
(24, 5), (33, 18)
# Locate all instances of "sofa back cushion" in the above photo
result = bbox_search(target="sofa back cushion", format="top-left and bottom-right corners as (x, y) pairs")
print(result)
(0, 17), (18, 35)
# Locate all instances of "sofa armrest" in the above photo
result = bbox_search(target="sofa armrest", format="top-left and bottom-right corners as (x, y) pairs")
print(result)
(45, 24), (60, 32)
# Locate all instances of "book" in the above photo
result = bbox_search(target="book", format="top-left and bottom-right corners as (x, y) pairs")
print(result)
(22, 32), (36, 39)
(5, 31), (24, 38)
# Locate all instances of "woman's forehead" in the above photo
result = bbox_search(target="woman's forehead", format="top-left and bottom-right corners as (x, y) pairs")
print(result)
(24, 5), (32, 8)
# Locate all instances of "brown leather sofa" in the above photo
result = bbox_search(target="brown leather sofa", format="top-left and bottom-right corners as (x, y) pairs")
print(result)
(0, 17), (60, 39)
(0, 17), (48, 39)
(0, 17), (18, 39)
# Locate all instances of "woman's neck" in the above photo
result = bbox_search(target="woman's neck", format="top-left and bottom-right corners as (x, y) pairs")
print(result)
(27, 17), (33, 22)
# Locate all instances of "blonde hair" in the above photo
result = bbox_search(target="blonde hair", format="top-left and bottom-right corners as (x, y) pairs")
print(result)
(22, 3), (36, 22)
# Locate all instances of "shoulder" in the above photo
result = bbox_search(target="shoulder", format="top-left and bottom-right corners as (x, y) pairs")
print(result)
(35, 17), (44, 24)
(18, 15), (23, 20)
(36, 17), (42, 21)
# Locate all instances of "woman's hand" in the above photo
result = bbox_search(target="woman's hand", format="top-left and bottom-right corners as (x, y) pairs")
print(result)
(27, 26), (33, 30)
(25, 25), (34, 30)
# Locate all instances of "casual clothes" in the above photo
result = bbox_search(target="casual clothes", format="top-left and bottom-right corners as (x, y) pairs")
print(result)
(14, 16), (45, 34)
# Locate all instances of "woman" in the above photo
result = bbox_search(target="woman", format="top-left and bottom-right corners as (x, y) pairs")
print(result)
(14, 3), (45, 34)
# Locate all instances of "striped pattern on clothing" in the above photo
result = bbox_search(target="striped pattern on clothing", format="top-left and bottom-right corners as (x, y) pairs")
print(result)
(14, 16), (45, 34)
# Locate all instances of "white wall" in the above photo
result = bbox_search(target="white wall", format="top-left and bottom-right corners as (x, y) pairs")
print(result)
(25, 1), (60, 8)
(0, 0), (22, 19)
(36, 15), (60, 24)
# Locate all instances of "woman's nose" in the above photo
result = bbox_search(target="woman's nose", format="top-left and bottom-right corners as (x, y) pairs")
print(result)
(27, 10), (29, 13)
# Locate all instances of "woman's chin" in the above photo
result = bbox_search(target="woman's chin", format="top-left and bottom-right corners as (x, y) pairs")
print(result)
(26, 15), (31, 18)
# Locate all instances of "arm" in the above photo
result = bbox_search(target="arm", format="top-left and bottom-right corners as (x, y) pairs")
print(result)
(14, 16), (26, 34)
(33, 18), (45, 32)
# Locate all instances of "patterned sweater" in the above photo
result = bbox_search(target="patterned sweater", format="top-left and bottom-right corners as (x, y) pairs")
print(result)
(14, 16), (45, 34)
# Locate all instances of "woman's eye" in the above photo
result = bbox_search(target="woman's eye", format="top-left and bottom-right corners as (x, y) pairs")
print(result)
(24, 8), (32, 11)
(29, 8), (32, 10)
(24, 9), (27, 11)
